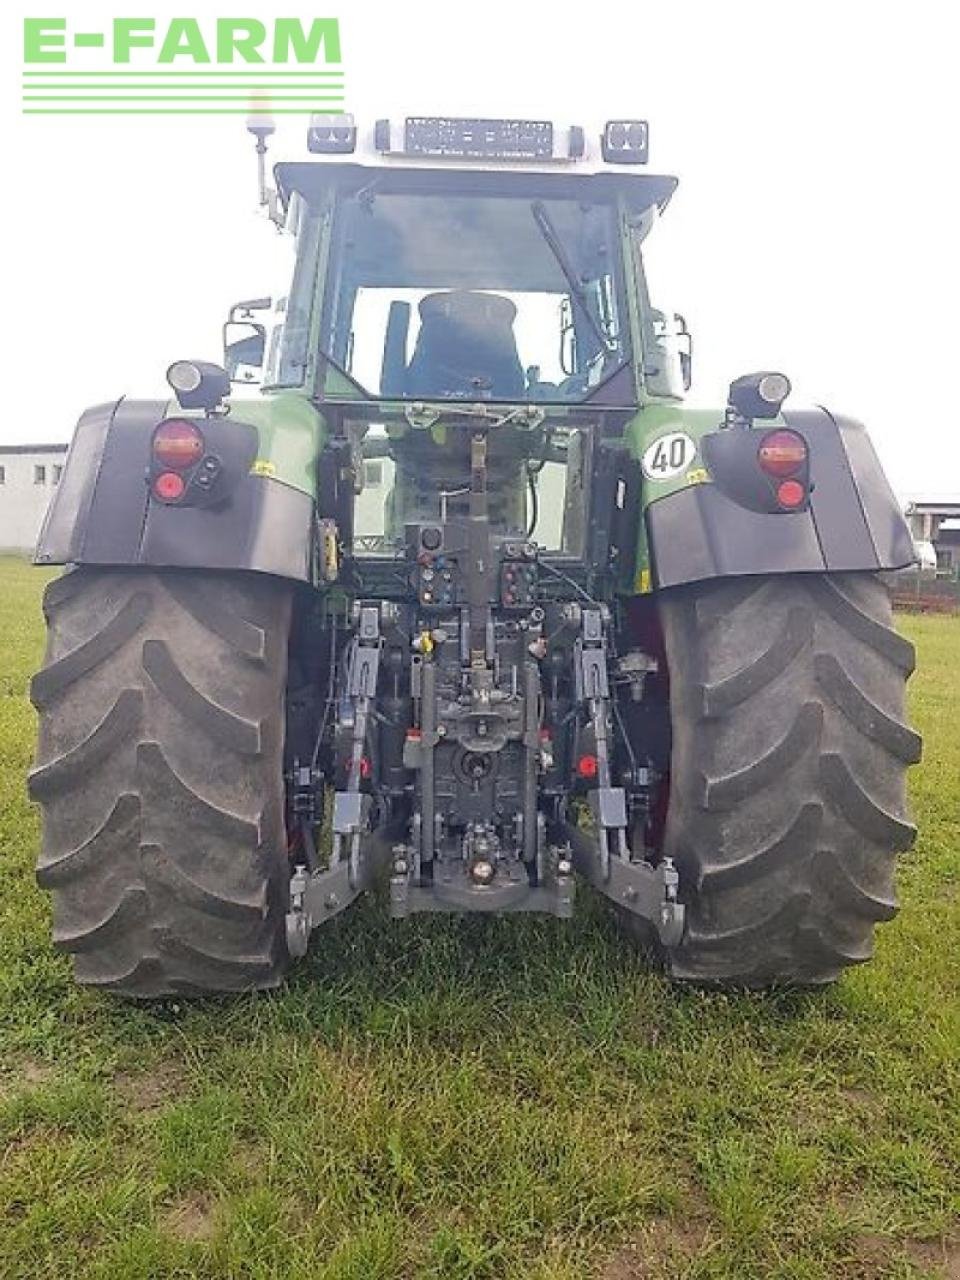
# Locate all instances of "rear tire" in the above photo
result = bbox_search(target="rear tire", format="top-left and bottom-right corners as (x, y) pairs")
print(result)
(655, 572), (919, 986)
(29, 568), (293, 998)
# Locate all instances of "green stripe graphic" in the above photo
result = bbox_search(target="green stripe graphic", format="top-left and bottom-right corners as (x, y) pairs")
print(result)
(21, 65), (347, 114)
(22, 70), (344, 76)
(23, 87), (342, 92)
(23, 95), (344, 101)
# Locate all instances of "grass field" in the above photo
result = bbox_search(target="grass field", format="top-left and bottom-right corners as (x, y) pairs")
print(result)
(0, 555), (957, 1279)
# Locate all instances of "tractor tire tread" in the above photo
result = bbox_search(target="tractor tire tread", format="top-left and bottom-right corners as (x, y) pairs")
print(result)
(654, 571), (917, 986)
(29, 568), (292, 998)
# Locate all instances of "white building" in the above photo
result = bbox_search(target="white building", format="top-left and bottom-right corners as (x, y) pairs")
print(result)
(905, 497), (960, 575)
(0, 444), (69, 553)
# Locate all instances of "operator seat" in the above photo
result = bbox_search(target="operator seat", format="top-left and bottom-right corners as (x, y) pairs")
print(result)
(404, 290), (526, 399)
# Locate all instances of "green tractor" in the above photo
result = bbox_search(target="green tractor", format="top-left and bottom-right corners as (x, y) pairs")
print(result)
(30, 115), (920, 997)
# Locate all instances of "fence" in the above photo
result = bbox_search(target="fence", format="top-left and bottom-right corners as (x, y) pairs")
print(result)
(890, 573), (960, 615)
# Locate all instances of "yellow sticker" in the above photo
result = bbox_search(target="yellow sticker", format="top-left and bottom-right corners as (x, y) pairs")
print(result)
(251, 459), (276, 477)
(686, 467), (710, 485)
(318, 519), (339, 582)
(636, 567), (653, 594)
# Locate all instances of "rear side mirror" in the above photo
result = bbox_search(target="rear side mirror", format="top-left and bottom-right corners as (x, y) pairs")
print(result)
(228, 297), (272, 321)
(224, 320), (266, 384)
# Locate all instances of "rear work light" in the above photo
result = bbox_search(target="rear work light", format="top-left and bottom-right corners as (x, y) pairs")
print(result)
(757, 429), (807, 478)
(307, 113), (357, 153)
(152, 419), (204, 471)
(601, 119), (649, 164)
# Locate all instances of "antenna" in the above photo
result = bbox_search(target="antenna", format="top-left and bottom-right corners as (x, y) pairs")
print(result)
(246, 113), (284, 227)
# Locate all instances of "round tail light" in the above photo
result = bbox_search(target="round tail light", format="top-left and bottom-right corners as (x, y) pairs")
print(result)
(776, 479), (807, 509)
(757, 429), (807, 478)
(153, 471), (186, 502)
(152, 419), (204, 470)
(576, 753), (599, 779)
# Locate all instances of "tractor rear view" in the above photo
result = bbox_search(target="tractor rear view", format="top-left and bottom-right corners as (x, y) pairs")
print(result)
(29, 115), (920, 996)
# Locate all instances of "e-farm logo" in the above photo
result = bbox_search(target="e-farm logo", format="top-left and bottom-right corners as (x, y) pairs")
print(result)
(22, 17), (344, 115)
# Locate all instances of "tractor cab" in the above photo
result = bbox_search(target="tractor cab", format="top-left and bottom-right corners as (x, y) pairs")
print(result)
(232, 116), (687, 576)
(259, 116), (685, 407)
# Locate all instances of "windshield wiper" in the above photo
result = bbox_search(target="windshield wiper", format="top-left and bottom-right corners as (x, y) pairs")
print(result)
(530, 201), (616, 357)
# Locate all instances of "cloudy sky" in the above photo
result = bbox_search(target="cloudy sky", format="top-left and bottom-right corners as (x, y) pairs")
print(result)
(4, 0), (957, 499)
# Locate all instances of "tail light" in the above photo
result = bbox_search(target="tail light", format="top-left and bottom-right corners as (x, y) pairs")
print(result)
(576, 753), (599, 779)
(152, 419), (204, 471)
(757, 429), (807, 478)
(153, 471), (186, 502)
(775, 479), (806, 509)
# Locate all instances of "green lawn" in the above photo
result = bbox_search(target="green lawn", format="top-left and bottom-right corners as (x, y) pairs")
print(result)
(0, 555), (957, 1279)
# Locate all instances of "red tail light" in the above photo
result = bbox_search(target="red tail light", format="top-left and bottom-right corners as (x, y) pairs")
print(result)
(153, 471), (186, 502)
(776, 479), (807, 509)
(757, 429), (807, 478)
(576, 753), (599, 779)
(152, 419), (204, 471)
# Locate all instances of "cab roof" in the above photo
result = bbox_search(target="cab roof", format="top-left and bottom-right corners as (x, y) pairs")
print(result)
(274, 161), (678, 214)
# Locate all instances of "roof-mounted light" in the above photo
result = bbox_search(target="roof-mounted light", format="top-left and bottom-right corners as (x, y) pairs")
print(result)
(307, 113), (357, 154)
(601, 119), (649, 164)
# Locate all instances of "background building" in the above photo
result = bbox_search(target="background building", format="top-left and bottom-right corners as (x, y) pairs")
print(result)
(0, 444), (69, 553)
(905, 498), (960, 576)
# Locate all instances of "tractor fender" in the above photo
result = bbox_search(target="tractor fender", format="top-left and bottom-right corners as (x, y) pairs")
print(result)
(35, 397), (318, 583)
(641, 407), (914, 590)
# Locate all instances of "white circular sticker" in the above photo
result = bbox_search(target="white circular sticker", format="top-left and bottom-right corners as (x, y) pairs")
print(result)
(641, 431), (697, 481)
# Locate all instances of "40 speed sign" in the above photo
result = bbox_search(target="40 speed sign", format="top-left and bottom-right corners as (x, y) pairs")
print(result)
(641, 431), (697, 481)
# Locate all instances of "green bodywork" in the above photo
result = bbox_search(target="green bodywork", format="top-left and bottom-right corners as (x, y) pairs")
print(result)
(229, 391), (328, 496)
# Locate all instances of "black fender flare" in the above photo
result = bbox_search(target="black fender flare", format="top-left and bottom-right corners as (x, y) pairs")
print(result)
(646, 408), (914, 589)
(36, 398), (315, 582)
